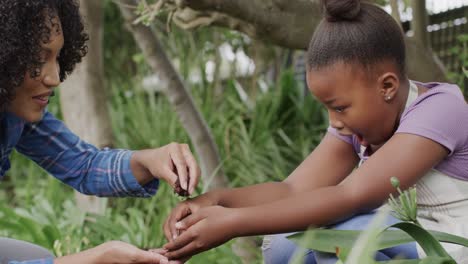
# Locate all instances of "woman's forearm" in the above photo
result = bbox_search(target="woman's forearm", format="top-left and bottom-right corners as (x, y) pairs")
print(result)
(212, 182), (294, 208)
(54, 246), (101, 264)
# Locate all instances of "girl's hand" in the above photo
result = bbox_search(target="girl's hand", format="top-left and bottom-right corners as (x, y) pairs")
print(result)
(163, 193), (220, 242)
(54, 241), (171, 264)
(148, 249), (188, 264)
(163, 206), (239, 260)
(131, 143), (201, 196)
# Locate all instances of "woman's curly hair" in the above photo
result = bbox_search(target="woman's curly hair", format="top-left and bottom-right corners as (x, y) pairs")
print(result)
(0, 0), (88, 112)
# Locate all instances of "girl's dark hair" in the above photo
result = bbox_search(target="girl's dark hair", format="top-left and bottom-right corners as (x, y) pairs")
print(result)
(307, 0), (406, 77)
(0, 0), (88, 112)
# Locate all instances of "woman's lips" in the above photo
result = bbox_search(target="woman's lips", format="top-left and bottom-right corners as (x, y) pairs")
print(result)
(32, 95), (49, 107)
(32, 91), (54, 107)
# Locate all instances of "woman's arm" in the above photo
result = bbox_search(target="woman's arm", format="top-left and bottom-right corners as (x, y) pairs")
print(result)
(53, 241), (171, 264)
(15, 112), (200, 197)
(15, 112), (157, 197)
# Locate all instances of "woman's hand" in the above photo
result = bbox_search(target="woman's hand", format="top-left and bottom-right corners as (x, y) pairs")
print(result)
(163, 206), (239, 260)
(163, 192), (220, 242)
(54, 241), (176, 264)
(131, 142), (201, 195)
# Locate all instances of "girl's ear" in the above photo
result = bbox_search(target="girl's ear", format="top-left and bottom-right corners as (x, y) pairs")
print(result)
(378, 72), (399, 102)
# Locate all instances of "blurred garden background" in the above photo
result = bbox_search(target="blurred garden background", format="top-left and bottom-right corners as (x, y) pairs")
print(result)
(0, 0), (466, 263)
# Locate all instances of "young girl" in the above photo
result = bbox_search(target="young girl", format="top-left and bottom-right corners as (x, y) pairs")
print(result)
(162, 0), (468, 263)
(1, 0), (197, 263)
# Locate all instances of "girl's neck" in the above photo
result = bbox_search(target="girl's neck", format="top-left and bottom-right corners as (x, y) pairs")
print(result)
(394, 79), (411, 129)
(369, 79), (412, 153)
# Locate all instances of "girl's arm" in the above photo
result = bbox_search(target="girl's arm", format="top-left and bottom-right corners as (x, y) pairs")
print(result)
(210, 133), (359, 208)
(235, 133), (448, 235)
(164, 133), (358, 241)
(165, 133), (448, 259)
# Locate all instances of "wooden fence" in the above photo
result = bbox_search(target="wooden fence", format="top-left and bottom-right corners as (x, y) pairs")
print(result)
(402, 5), (467, 83)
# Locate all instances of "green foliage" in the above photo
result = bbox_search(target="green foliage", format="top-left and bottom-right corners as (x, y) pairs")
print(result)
(1, 65), (321, 264)
(0, 1), (324, 262)
(386, 223), (454, 261)
(288, 228), (468, 256)
(388, 177), (418, 224)
(447, 33), (468, 95)
(289, 180), (468, 263)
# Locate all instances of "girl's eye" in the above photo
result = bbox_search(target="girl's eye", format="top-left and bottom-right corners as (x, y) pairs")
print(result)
(333, 106), (346, 113)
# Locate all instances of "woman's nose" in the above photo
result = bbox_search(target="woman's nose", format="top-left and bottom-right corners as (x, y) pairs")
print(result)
(42, 61), (61, 87)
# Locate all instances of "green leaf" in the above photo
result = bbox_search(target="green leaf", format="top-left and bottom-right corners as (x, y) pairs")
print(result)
(386, 223), (453, 261)
(289, 227), (468, 256)
(377, 257), (454, 263)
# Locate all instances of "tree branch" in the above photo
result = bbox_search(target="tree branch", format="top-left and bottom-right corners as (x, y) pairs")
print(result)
(118, 0), (229, 189)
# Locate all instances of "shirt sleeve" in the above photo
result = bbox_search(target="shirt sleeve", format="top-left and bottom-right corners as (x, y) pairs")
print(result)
(327, 126), (353, 144)
(8, 258), (54, 264)
(396, 91), (468, 156)
(15, 111), (158, 197)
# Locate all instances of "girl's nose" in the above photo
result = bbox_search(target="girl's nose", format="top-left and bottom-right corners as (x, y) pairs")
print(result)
(330, 119), (345, 130)
(329, 112), (345, 130)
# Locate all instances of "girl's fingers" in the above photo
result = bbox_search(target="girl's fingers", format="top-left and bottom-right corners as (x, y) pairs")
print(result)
(163, 216), (173, 242)
(165, 242), (199, 261)
(163, 227), (195, 252)
(174, 210), (204, 233)
(165, 202), (192, 241)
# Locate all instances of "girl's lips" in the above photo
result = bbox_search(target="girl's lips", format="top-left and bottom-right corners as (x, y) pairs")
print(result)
(356, 134), (369, 147)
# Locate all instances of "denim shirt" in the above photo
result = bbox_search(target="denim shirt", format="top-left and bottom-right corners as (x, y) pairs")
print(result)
(0, 111), (158, 197)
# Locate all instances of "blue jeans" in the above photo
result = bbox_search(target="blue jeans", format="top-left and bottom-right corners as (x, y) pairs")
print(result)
(0, 237), (53, 264)
(262, 212), (419, 264)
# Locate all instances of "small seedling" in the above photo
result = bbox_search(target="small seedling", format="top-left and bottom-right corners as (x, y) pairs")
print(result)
(388, 177), (419, 225)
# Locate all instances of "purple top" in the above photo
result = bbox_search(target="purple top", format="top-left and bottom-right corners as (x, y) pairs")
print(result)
(328, 82), (468, 181)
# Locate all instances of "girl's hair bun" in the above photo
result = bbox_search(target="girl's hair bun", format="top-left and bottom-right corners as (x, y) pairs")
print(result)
(323, 0), (361, 22)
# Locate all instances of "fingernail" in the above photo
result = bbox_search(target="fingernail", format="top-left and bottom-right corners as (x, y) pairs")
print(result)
(161, 259), (168, 264)
(175, 222), (184, 229)
(172, 234), (177, 239)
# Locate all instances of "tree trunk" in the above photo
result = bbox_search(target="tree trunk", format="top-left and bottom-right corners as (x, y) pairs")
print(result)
(406, 0), (447, 82)
(389, 0), (402, 29)
(117, 0), (227, 190)
(165, 0), (447, 81)
(118, 1), (260, 261)
(411, 0), (430, 49)
(59, 0), (111, 215)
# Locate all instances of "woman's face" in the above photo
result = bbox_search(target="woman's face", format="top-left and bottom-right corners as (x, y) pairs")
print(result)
(8, 17), (64, 123)
(306, 62), (400, 147)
